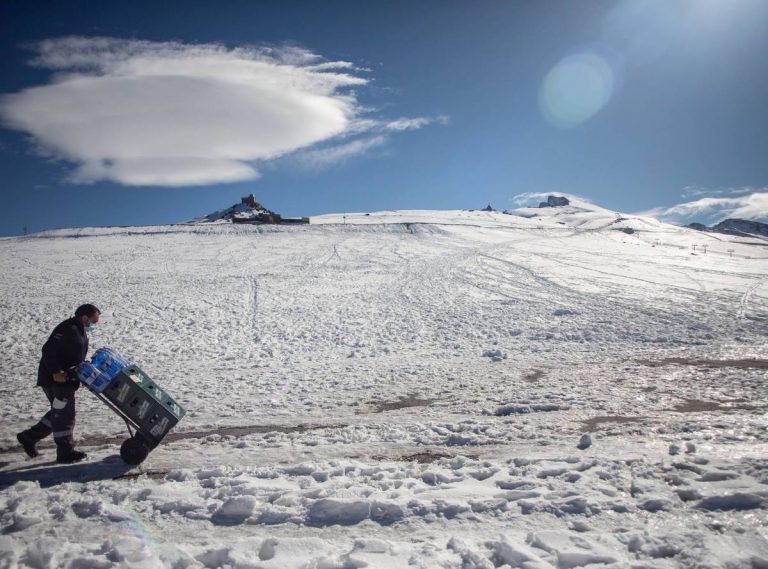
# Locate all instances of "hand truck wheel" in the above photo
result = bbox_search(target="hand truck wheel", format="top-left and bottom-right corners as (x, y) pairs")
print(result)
(120, 435), (151, 465)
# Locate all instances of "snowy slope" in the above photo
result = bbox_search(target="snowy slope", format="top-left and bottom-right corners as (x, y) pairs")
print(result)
(1, 203), (767, 568)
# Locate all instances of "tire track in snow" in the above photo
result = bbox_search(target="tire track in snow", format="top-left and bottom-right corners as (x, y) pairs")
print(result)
(249, 275), (260, 343)
(528, 250), (704, 297)
(737, 278), (765, 319)
(471, 248), (726, 348)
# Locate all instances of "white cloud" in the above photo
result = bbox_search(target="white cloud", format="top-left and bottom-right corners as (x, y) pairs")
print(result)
(384, 116), (449, 131)
(298, 136), (387, 168)
(680, 185), (757, 199)
(0, 37), (438, 187)
(288, 115), (447, 170)
(69, 157), (260, 187)
(642, 190), (768, 225)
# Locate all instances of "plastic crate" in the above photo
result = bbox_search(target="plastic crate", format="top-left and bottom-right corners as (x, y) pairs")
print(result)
(102, 364), (186, 445)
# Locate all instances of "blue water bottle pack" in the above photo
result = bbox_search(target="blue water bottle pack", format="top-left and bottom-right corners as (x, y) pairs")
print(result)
(75, 347), (130, 392)
(74, 361), (112, 392)
(90, 347), (129, 380)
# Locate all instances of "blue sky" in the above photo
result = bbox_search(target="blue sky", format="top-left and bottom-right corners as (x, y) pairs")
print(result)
(1, 0), (767, 236)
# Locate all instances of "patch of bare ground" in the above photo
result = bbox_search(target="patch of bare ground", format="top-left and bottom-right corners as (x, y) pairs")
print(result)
(580, 416), (647, 432)
(0, 423), (347, 455)
(523, 369), (545, 382)
(168, 423), (346, 441)
(112, 470), (168, 481)
(637, 358), (768, 369)
(671, 399), (762, 413)
(372, 451), (473, 464)
(368, 394), (435, 413)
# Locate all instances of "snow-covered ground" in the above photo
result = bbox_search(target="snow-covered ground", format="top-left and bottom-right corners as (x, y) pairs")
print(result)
(1, 201), (767, 568)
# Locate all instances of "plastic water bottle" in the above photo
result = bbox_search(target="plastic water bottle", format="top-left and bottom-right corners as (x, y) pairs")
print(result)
(91, 347), (129, 380)
(91, 349), (108, 375)
(75, 362), (113, 392)
(90, 348), (111, 369)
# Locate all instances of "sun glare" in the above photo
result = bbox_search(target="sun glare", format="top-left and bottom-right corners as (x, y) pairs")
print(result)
(539, 50), (622, 128)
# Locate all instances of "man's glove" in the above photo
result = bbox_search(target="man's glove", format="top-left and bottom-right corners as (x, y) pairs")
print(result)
(66, 366), (81, 383)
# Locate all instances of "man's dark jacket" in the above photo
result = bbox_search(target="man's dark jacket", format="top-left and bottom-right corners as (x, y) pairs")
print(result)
(37, 318), (88, 388)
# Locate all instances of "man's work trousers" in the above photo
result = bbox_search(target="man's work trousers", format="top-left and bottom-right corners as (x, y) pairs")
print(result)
(23, 384), (77, 455)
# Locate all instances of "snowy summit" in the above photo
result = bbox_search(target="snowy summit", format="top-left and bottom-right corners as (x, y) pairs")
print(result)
(0, 197), (767, 568)
(190, 194), (285, 224)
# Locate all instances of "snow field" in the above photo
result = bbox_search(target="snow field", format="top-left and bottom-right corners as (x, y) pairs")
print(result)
(1, 204), (767, 568)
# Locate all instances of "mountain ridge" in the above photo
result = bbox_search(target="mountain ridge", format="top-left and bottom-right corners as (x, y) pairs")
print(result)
(686, 218), (768, 239)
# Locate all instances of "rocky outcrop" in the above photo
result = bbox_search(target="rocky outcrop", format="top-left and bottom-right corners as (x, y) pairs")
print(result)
(538, 195), (570, 208)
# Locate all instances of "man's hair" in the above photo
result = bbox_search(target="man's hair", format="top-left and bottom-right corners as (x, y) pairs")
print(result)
(75, 304), (101, 318)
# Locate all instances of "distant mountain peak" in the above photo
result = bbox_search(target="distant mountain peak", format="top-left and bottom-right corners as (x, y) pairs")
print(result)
(687, 218), (768, 238)
(189, 194), (310, 225)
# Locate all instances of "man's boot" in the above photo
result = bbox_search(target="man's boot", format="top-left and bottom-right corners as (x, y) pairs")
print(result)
(16, 431), (39, 458)
(56, 449), (87, 464)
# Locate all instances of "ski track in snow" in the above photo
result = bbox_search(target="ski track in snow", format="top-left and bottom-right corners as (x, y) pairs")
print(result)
(1, 205), (767, 568)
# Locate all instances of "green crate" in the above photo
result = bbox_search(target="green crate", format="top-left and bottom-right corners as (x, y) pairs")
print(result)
(103, 366), (141, 407)
(102, 364), (185, 444)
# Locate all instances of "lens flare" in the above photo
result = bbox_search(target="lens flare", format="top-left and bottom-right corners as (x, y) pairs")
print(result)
(539, 50), (621, 128)
(107, 510), (157, 561)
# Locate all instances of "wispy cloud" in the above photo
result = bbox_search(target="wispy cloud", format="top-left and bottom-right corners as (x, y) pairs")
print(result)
(290, 115), (447, 170)
(383, 116), (449, 132)
(0, 37), (441, 187)
(642, 189), (768, 225)
(298, 136), (388, 168)
(680, 185), (758, 199)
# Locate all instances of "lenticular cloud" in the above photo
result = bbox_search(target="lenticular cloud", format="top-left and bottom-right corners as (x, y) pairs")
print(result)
(644, 191), (768, 225)
(0, 37), (369, 186)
